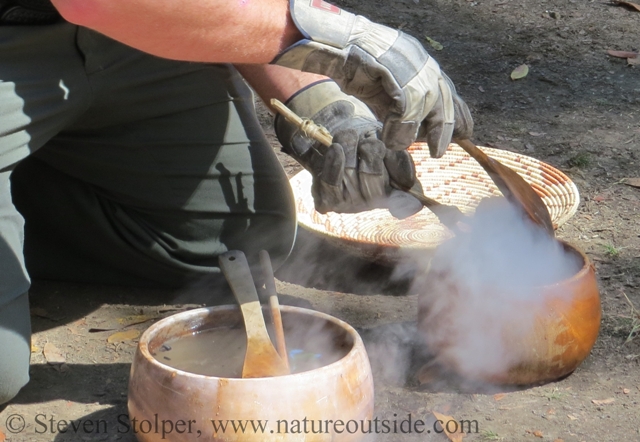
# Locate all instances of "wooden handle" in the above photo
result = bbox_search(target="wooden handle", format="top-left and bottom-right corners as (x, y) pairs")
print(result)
(259, 250), (289, 369)
(219, 251), (269, 342)
(454, 138), (555, 235)
(271, 99), (333, 147)
(271, 98), (473, 231)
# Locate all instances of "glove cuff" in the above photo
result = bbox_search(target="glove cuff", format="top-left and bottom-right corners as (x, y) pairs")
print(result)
(287, 0), (356, 48)
(275, 80), (378, 163)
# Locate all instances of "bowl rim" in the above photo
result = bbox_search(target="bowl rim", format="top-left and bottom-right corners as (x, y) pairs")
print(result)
(135, 304), (367, 382)
(542, 240), (593, 289)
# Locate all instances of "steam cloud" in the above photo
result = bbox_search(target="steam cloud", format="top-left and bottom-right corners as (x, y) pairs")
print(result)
(415, 197), (582, 382)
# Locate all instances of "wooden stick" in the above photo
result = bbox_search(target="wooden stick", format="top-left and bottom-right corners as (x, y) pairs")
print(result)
(271, 99), (333, 147)
(259, 250), (289, 371)
(270, 99), (469, 232)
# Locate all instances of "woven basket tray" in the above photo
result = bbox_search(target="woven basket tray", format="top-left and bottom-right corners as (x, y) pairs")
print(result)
(289, 143), (580, 262)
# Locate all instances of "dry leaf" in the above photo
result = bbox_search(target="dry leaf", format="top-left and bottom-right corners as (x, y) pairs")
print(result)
(611, 0), (640, 12)
(510, 64), (529, 80)
(533, 430), (544, 438)
(432, 411), (465, 442)
(623, 388), (631, 394)
(591, 398), (615, 405)
(30, 307), (51, 318)
(623, 178), (640, 188)
(116, 314), (157, 327)
(425, 36), (444, 51)
(43, 342), (66, 365)
(554, 439), (564, 442)
(107, 329), (140, 343)
(493, 393), (506, 401)
(567, 414), (579, 420)
(54, 363), (70, 373)
(607, 49), (639, 59)
(416, 363), (439, 385)
(0, 429), (5, 442)
(31, 344), (40, 353)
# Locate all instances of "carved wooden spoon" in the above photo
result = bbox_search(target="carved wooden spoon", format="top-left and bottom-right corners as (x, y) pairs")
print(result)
(219, 250), (289, 378)
(454, 138), (554, 235)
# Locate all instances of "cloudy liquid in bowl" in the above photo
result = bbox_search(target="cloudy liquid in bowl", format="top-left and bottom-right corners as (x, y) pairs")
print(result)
(152, 323), (350, 377)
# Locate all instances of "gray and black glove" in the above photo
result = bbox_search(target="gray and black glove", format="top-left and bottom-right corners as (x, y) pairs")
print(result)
(276, 80), (423, 217)
(274, 0), (473, 157)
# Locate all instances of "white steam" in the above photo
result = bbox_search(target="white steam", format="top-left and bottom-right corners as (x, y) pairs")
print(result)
(415, 197), (582, 382)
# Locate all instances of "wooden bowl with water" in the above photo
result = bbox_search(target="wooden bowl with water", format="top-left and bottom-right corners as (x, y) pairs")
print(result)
(417, 240), (601, 386)
(128, 305), (374, 442)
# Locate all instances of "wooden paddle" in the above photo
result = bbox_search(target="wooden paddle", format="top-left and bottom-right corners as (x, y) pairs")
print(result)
(219, 250), (289, 378)
(259, 250), (290, 370)
(454, 139), (554, 235)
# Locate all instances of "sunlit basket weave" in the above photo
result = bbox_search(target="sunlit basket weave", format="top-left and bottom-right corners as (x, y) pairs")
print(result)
(289, 143), (580, 262)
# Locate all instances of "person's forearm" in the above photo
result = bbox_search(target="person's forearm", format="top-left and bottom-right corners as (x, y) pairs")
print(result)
(50, 0), (302, 63)
(235, 65), (328, 112)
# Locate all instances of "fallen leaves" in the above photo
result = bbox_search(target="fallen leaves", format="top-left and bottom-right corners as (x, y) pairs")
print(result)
(0, 429), (5, 442)
(623, 177), (640, 188)
(43, 342), (66, 365)
(416, 362), (439, 385)
(567, 414), (579, 420)
(425, 36), (444, 51)
(606, 49), (639, 66)
(591, 398), (615, 405)
(30, 307), (61, 321)
(107, 329), (141, 343)
(607, 50), (639, 59)
(89, 314), (158, 333)
(117, 314), (158, 327)
(610, 0), (640, 12)
(510, 64), (529, 80)
(432, 411), (465, 442)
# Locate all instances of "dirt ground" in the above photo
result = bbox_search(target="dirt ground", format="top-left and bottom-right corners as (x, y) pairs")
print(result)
(1, 0), (639, 441)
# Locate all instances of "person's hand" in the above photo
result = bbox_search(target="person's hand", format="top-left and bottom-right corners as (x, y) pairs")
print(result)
(274, 0), (473, 157)
(275, 80), (423, 217)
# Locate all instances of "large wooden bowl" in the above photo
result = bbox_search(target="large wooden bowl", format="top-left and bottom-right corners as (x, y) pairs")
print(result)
(128, 305), (374, 442)
(417, 241), (601, 385)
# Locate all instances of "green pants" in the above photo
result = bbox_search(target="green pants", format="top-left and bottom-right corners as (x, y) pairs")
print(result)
(0, 23), (296, 404)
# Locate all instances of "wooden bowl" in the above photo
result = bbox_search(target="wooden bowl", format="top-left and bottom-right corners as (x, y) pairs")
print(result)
(128, 305), (374, 441)
(417, 241), (601, 385)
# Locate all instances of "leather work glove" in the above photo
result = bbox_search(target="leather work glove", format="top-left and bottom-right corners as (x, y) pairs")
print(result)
(275, 80), (423, 217)
(274, 0), (473, 157)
